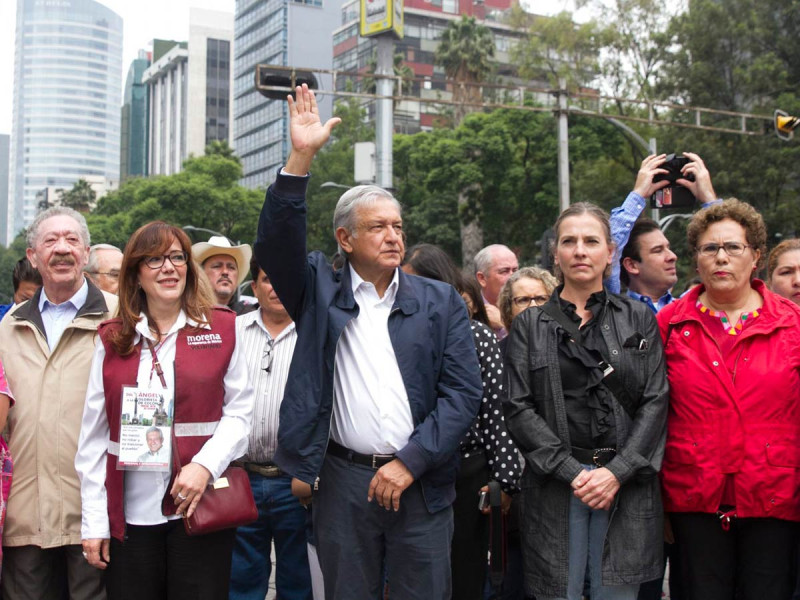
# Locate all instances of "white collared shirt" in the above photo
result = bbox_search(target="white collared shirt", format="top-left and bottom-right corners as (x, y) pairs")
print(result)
(38, 279), (89, 351)
(330, 265), (413, 455)
(235, 310), (297, 463)
(76, 310), (253, 539)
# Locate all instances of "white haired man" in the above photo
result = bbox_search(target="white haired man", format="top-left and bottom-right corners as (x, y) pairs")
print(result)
(85, 243), (123, 295)
(256, 84), (482, 599)
(0, 207), (117, 600)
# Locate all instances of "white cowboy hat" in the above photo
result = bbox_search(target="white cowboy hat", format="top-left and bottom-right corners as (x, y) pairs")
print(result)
(191, 236), (252, 286)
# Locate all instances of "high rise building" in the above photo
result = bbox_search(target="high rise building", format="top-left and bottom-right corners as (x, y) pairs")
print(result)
(234, 0), (347, 189)
(120, 50), (152, 181)
(7, 0), (122, 242)
(143, 9), (233, 176)
(332, 0), (534, 134)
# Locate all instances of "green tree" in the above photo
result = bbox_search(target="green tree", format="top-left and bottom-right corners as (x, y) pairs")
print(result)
(510, 8), (604, 90)
(394, 108), (628, 268)
(654, 0), (800, 248)
(435, 15), (496, 269)
(0, 234), (29, 304)
(435, 15), (495, 126)
(57, 179), (97, 213)
(204, 139), (241, 164)
(87, 154), (264, 248)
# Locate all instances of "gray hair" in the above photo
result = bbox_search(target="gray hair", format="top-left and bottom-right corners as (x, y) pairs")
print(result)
(27, 206), (91, 248)
(474, 244), (511, 276)
(332, 185), (402, 255)
(86, 243), (122, 273)
(145, 426), (163, 440)
(498, 266), (558, 331)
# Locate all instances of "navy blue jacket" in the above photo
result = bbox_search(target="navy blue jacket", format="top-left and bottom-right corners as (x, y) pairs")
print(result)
(255, 172), (483, 513)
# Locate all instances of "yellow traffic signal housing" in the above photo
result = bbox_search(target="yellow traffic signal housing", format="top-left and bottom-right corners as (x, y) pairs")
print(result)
(775, 109), (799, 141)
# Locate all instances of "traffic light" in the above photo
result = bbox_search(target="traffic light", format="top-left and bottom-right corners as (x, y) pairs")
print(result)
(775, 109), (799, 141)
(255, 66), (318, 100)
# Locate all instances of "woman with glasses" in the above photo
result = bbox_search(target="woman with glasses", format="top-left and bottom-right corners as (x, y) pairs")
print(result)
(504, 203), (668, 600)
(497, 267), (558, 348)
(75, 221), (253, 600)
(658, 199), (800, 600)
(402, 243), (521, 600)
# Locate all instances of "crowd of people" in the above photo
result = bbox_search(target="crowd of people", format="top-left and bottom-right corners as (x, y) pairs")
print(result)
(0, 83), (796, 600)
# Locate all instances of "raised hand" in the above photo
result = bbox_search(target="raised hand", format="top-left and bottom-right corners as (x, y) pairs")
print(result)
(679, 152), (717, 204)
(633, 154), (669, 198)
(285, 84), (342, 176)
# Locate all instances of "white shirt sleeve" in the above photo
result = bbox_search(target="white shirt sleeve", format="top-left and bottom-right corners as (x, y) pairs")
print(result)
(75, 338), (111, 540)
(190, 330), (254, 480)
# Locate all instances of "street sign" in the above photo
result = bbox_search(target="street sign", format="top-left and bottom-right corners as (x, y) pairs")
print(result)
(360, 0), (403, 39)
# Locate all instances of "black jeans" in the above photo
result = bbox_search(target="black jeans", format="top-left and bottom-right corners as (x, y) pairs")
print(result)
(107, 520), (236, 600)
(670, 512), (799, 600)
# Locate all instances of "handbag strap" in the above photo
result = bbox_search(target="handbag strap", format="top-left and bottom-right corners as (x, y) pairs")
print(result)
(540, 301), (639, 420)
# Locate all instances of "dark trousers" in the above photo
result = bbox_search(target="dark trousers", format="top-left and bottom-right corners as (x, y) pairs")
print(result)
(452, 453), (490, 600)
(2, 544), (106, 600)
(671, 512), (799, 600)
(313, 453), (453, 600)
(106, 520), (236, 600)
(637, 543), (683, 600)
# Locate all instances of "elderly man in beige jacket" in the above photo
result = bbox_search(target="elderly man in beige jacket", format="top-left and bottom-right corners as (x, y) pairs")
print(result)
(0, 207), (117, 599)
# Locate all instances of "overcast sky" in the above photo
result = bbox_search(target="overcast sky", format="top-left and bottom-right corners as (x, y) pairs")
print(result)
(0, 0), (578, 136)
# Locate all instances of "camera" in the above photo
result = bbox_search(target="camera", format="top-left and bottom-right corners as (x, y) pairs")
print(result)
(650, 153), (696, 209)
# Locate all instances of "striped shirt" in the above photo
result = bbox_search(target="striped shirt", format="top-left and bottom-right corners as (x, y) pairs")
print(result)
(235, 310), (297, 463)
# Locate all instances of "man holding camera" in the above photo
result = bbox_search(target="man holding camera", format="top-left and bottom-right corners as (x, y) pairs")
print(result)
(608, 152), (720, 303)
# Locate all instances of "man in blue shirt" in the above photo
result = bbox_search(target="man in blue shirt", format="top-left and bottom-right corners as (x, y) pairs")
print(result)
(609, 152), (720, 313)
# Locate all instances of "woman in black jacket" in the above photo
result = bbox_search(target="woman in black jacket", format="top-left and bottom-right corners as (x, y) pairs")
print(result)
(503, 203), (668, 600)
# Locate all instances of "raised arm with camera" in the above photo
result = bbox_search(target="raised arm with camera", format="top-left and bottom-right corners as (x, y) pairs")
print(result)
(608, 152), (720, 294)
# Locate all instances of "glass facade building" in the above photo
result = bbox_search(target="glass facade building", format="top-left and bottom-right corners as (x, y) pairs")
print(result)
(8, 0), (122, 242)
(234, 0), (345, 190)
(120, 50), (151, 181)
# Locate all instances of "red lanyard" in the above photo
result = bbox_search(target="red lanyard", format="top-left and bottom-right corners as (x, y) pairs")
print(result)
(146, 337), (169, 388)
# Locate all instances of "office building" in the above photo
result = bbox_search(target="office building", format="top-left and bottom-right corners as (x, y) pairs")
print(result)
(234, 0), (347, 189)
(120, 49), (151, 181)
(7, 0), (122, 242)
(332, 0), (546, 133)
(143, 9), (233, 176)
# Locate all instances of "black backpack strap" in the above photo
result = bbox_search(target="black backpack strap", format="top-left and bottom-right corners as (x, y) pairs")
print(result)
(540, 302), (639, 420)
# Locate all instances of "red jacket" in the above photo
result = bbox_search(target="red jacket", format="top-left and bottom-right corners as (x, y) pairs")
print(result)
(658, 280), (800, 520)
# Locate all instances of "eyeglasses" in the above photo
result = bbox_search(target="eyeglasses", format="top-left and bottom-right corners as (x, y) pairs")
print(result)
(143, 252), (189, 270)
(88, 271), (120, 279)
(696, 242), (751, 257)
(512, 295), (549, 308)
(261, 339), (275, 373)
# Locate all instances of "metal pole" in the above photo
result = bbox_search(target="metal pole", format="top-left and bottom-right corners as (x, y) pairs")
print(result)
(557, 78), (570, 211)
(375, 35), (394, 189)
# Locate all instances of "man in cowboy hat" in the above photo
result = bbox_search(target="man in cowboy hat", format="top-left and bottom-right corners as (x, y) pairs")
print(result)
(192, 235), (256, 315)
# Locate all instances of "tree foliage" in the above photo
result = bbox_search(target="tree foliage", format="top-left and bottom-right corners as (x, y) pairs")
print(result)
(87, 151), (263, 248)
(57, 178), (97, 213)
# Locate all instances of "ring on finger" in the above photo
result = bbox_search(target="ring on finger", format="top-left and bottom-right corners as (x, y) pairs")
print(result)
(177, 493), (187, 501)
(82, 551), (88, 558)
